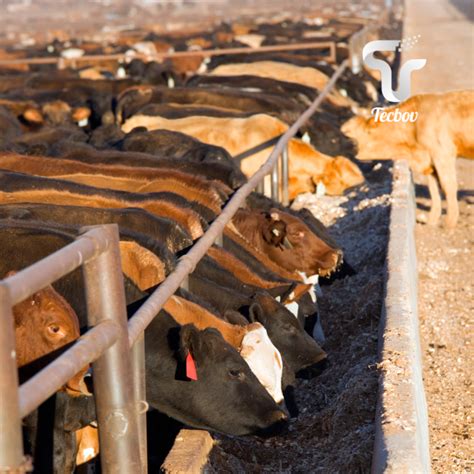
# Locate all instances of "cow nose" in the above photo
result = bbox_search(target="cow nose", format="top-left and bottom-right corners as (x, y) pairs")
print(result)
(271, 409), (288, 423)
(278, 400), (290, 418)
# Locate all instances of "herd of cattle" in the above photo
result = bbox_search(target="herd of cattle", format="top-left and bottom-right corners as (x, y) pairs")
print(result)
(0, 14), (395, 473)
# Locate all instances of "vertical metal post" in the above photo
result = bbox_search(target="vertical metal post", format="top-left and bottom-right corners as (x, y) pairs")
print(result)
(282, 145), (290, 206)
(0, 284), (25, 472)
(256, 181), (264, 194)
(131, 334), (148, 474)
(271, 163), (279, 201)
(82, 224), (141, 474)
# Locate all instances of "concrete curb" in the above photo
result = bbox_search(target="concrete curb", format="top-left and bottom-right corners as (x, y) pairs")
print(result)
(161, 429), (214, 474)
(371, 161), (430, 473)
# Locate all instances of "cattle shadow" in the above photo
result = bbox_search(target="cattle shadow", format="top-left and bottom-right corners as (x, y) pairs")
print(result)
(414, 181), (474, 214)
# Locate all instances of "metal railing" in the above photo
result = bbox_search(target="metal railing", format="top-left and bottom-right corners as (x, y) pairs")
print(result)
(0, 225), (141, 473)
(0, 41), (336, 68)
(0, 58), (349, 473)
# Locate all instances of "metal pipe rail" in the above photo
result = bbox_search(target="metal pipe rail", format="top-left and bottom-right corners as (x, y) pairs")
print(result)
(0, 41), (336, 67)
(0, 224), (141, 473)
(0, 58), (348, 474)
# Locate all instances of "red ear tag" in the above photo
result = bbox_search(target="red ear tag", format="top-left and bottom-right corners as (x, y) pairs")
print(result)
(186, 352), (198, 381)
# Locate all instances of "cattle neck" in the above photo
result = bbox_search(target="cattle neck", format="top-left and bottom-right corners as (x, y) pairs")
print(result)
(163, 295), (246, 348)
(224, 223), (303, 282)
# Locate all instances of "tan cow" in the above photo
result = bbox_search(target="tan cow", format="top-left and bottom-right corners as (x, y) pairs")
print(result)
(122, 113), (364, 199)
(342, 90), (474, 228)
(209, 60), (356, 108)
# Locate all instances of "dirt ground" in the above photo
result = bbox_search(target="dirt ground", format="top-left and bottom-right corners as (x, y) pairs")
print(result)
(207, 163), (392, 473)
(415, 159), (473, 473)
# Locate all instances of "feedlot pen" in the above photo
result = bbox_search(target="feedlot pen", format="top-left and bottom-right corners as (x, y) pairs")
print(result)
(0, 6), (430, 474)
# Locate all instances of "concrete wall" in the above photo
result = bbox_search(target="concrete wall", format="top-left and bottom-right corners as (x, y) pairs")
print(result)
(372, 160), (430, 473)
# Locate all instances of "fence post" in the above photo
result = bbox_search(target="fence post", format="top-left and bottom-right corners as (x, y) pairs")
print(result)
(281, 145), (290, 206)
(81, 224), (141, 474)
(131, 334), (148, 474)
(0, 284), (26, 473)
(271, 163), (279, 201)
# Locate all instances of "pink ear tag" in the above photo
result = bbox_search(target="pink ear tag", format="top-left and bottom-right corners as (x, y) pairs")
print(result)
(186, 352), (198, 381)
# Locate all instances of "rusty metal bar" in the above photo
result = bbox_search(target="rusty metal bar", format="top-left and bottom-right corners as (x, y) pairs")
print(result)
(131, 334), (148, 474)
(0, 41), (336, 67)
(82, 224), (141, 474)
(127, 59), (349, 346)
(4, 227), (109, 306)
(19, 320), (119, 418)
(0, 284), (24, 472)
(281, 145), (290, 206)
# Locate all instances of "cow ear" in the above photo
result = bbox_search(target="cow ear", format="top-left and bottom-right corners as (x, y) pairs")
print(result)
(262, 214), (287, 247)
(179, 324), (201, 362)
(223, 310), (248, 326)
(249, 303), (266, 325)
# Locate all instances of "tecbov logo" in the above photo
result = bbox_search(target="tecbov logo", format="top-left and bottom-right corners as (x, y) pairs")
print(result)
(363, 37), (426, 103)
(362, 36), (426, 123)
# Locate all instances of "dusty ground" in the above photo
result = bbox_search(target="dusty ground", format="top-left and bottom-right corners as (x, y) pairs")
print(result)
(207, 163), (392, 473)
(416, 159), (473, 473)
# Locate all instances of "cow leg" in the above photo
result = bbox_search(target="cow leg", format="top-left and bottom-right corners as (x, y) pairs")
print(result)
(426, 173), (442, 226)
(433, 154), (459, 228)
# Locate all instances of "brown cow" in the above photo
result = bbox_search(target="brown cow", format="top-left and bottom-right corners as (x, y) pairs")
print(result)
(230, 208), (341, 277)
(0, 180), (203, 239)
(342, 91), (474, 227)
(7, 271), (89, 396)
(0, 153), (224, 215)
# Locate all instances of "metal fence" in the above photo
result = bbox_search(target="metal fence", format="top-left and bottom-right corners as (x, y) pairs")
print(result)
(0, 41), (336, 69)
(0, 26), (376, 470)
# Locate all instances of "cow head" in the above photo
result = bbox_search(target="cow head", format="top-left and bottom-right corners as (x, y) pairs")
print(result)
(249, 293), (327, 375)
(288, 139), (364, 197)
(241, 209), (342, 277)
(7, 271), (90, 396)
(240, 322), (284, 404)
(175, 323), (287, 435)
(317, 155), (365, 195)
(42, 100), (72, 126)
(342, 115), (410, 161)
(116, 85), (154, 124)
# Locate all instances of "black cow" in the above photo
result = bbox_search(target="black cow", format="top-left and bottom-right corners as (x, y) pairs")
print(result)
(188, 274), (326, 376)
(48, 141), (246, 190)
(0, 203), (193, 253)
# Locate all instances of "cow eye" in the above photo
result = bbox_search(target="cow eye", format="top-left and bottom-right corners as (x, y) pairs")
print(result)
(229, 369), (244, 379)
(48, 324), (61, 335)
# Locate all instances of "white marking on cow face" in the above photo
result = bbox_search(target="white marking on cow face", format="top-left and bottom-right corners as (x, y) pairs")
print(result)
(298, 272), (319, 303)
(285, 301), (299, 319)
(116, 66), (126, 79)
(302, 131), (311, 144)
(167, 76), (175, 88)
(81, 447), (97, 463)
(240, 325), (284, 404)
(78, 118), (88, 127)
